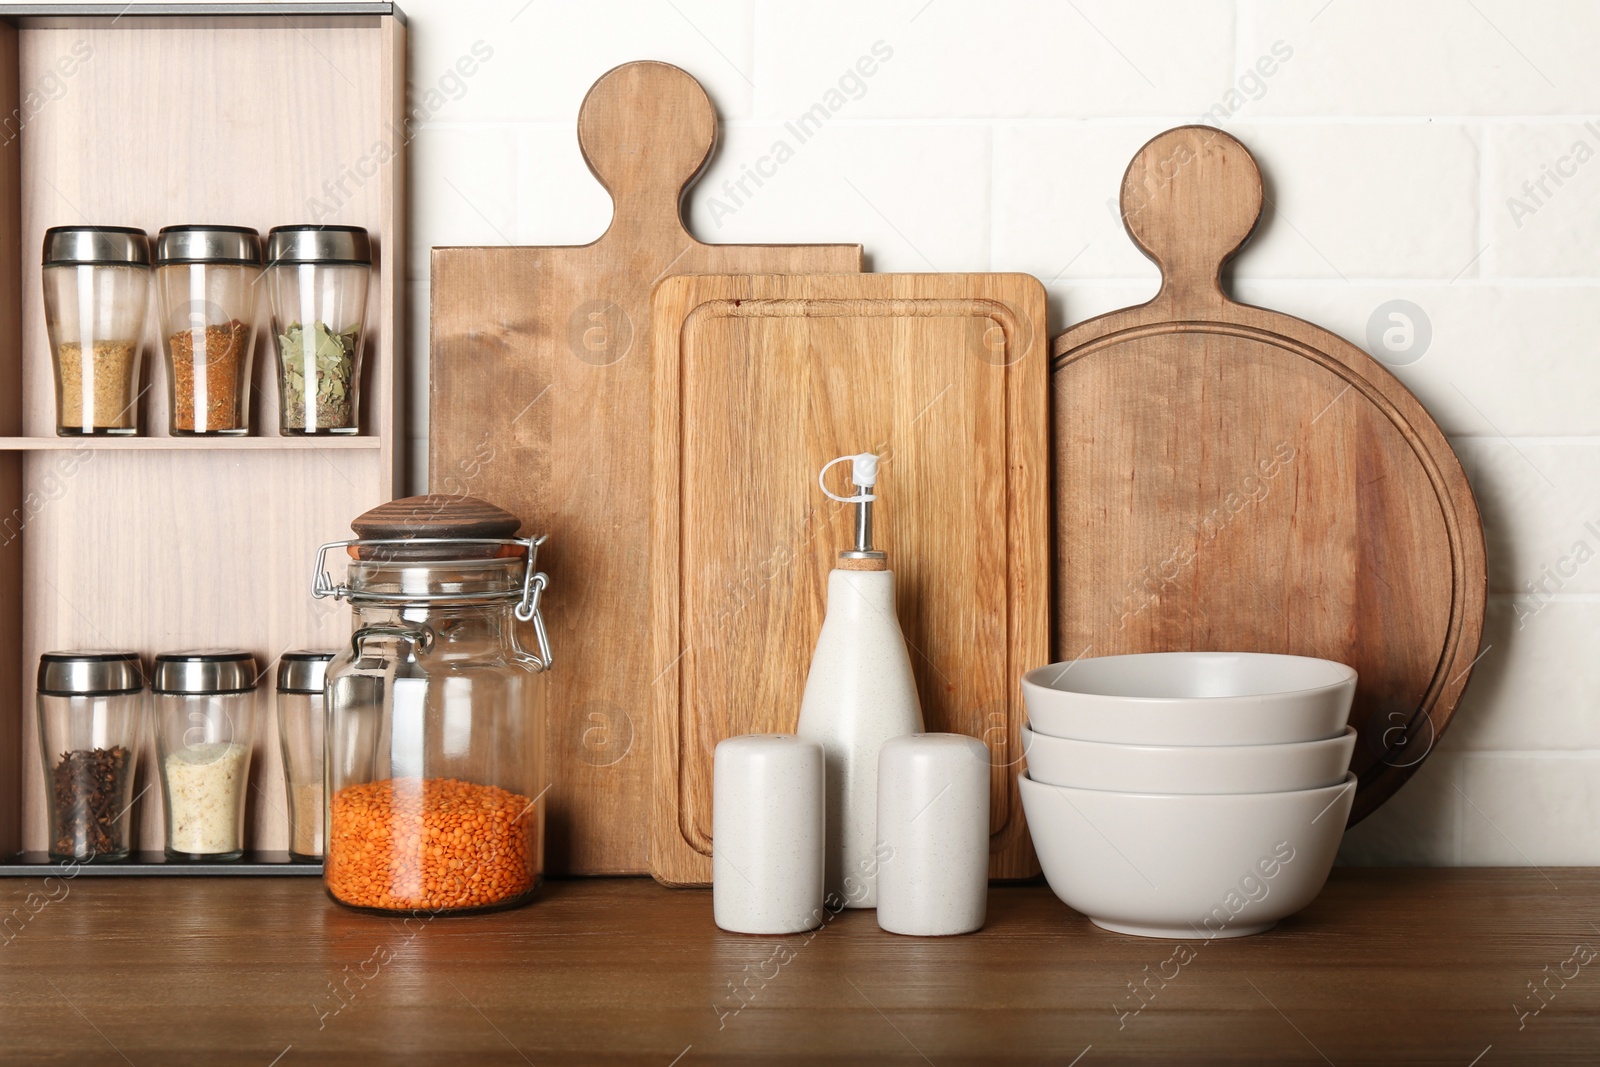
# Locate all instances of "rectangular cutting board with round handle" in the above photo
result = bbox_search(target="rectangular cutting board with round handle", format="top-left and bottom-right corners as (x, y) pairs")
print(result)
(1051, 126), (1487, 825)
(649, 272), (1048, 887)
(429, 62), (861, 876)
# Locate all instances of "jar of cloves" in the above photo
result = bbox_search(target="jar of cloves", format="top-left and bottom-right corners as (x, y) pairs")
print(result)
(36, 651), (146, 862)
(155, 226), (262, 435)
(42, 227), (151, 436)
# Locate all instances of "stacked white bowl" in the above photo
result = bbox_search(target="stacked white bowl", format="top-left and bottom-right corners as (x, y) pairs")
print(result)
(1018, 651), (1359, 939)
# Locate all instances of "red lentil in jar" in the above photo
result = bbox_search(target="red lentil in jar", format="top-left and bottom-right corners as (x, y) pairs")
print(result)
(314, 496), (554, 916)
(325, 777), (538, 913)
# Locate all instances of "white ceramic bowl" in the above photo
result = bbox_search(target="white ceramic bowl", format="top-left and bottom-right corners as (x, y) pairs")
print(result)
(1018, 771), (1356, 938)
(1021, 723), (1356, 794)
(1022, 652), (1356, 746)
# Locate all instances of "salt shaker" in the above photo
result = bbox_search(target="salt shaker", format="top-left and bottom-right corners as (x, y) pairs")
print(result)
(712, 734), (826, 934)
(876, 733), (989, 936)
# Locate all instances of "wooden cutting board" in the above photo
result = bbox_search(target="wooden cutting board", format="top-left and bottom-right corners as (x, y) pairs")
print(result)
(649, 272), (1049, 886)
(429, 62), (861, 875)
(1052, 126), (1487, 824)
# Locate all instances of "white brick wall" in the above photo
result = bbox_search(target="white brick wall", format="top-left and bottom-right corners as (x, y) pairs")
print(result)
(69, 0), (1600, 865)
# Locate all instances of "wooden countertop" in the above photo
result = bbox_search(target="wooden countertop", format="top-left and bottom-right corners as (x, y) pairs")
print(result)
(2, 870), (1596, 1065)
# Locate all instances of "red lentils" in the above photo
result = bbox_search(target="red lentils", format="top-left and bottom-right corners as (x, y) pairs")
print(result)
(325, 777), (539, 913)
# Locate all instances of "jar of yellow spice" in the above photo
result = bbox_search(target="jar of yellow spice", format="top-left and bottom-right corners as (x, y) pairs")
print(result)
(43, 226), (152, 436)
(155, 226), (262, 435)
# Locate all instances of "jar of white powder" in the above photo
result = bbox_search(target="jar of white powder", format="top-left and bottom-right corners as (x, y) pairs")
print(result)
(153, 650), (259, 860)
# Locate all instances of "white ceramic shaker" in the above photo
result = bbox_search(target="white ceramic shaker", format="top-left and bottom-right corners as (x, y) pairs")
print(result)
(876, 733), (990, 936)
(797, 453), (924, 909)
(712, 734), (826, 934)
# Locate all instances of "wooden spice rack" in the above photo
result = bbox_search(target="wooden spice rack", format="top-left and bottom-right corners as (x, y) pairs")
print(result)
(0, 3), (407, 874)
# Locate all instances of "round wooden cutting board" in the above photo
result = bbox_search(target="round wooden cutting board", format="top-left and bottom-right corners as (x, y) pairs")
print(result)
(1050, 126), (1487, 824)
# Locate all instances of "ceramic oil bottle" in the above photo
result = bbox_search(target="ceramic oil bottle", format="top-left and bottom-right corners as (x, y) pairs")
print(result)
(797, 452), (924, 909)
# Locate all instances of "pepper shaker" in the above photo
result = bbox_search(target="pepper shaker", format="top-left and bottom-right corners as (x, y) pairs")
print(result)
(712, 734), (826, 934)
(876, 733), (989, 936)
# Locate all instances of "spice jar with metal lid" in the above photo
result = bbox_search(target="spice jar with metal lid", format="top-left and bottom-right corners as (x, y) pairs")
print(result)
(277, 650), (335, 861)
(313, 495), (552, 914)
(36, 651), (145, 861)
(152, 650), (259, 860)
(42, 226), (151, 436)
(266, 225), (371, 435)
(155, 225), (262, 435)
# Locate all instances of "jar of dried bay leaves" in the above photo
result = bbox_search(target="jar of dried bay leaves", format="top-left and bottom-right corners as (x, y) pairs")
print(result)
(155, 226), (262, 435)
(42, 227), (152, 436)
(266, 225), (371, 435)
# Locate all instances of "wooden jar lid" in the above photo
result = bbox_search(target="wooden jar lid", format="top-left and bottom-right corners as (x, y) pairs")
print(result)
(349, 495), (524, 560)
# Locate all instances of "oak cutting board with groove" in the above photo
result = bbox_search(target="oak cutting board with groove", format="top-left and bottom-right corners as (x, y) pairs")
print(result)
(1051, 126), (1487, 825)
(649, 272), (1048, 887)
(430, 62), (861, 875)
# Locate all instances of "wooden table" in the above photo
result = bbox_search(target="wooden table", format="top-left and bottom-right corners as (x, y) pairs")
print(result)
(1, 870), (1596, 1065)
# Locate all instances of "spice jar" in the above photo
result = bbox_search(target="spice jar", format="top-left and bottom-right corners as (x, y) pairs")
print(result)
(155, 226), (262, 435)
(266, 225), (371, 435)
(313, 496), (552, 914)
(153, 650), (259, 860)
(42, 226), (151, 436)
(277, 649), (334, 861)
(36, 651), (145, 861)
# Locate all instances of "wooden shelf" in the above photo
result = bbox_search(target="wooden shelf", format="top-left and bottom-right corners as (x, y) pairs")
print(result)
(0, 7), (406, 863)
(3, 4), (405, 18)
(0, 849), (320, 875)
(0, 435), (383, 451)
(0, 871), (1593, 1062)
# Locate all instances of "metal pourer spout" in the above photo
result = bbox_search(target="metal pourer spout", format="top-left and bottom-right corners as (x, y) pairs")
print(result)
(820, 452), (887, 563)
